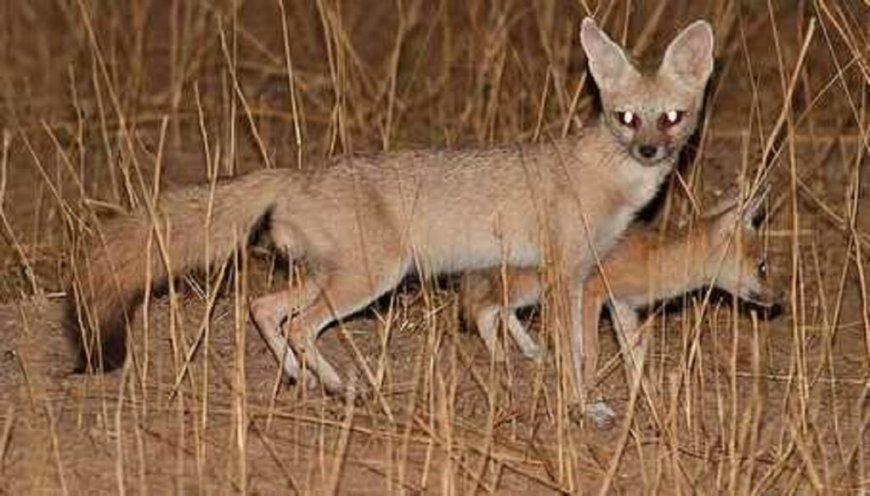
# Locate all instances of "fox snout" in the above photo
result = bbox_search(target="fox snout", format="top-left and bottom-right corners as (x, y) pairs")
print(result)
(631, 143), (670, 165)
(744, 287), (785, 320)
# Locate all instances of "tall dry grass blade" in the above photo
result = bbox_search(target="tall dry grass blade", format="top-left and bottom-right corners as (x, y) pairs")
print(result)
(217, 18), (273, 170)
(0, 131), (40, 295)
(277, 0), (305, 168)
(325, 381), (356, 495)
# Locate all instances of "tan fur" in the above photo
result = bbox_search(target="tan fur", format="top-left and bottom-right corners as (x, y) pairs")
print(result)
(66, 18), (715, 397)
(460, 191), (783, 424)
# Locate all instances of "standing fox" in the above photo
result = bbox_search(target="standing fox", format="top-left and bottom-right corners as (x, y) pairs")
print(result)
(66, 18), (715, 399)
(460, 189), (783, 426)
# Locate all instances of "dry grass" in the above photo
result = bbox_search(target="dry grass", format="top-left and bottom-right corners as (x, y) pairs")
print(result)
(0, 0), (868, 494)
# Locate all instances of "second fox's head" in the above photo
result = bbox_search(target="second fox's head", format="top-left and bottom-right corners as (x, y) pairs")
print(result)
(581, 18), (715, 166)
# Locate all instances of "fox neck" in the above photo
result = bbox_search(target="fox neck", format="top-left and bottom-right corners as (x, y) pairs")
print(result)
(646, 227), (717, 302)
(602, 128), (675, 212)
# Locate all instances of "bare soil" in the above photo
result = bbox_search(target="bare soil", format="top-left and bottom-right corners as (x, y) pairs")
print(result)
(0, 1), (868, 494)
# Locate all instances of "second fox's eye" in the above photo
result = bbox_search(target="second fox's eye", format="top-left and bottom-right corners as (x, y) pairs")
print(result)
(658, 110), (685, 129)
(615, 111), (639, 129)
(757, 260), (768, 278)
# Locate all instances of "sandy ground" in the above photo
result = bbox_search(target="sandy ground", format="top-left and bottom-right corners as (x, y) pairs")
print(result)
(0, 1), (868, 493)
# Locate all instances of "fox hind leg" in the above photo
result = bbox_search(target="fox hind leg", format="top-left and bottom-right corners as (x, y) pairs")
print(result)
(586, 299), (644, 430)
(504, 309), (545, 361)
(285, 261), (407, 395)
(250, 277), (324, 385)
(475, 306), (544, 363)
(609, 299), (646, 389)
(475, 305), (507, 362)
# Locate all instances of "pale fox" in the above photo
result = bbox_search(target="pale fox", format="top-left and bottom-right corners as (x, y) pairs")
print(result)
(460, 188), (783, 426)
(66, 18), (715, 399)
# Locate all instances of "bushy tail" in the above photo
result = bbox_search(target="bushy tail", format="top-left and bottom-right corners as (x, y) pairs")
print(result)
(65, 170), (284, 372)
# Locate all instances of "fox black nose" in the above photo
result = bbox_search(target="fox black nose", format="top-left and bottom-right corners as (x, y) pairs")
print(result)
(763, 302), (784, 320)
(638, 145), (658, 159)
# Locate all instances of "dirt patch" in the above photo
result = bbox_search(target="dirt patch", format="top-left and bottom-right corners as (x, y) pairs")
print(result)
(1, 1), (868, 493)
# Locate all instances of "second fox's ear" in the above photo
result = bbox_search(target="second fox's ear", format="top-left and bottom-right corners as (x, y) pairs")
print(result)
(660, 20), (715, 89)
(580, 17), (634, 90)
(742, 184), (770, 230)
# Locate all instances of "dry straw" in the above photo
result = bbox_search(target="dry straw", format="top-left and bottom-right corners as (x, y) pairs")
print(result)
(0, 0), (867, 494)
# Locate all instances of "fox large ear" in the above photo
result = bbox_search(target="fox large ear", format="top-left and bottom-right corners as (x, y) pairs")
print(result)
(706, 185), (770, 231)
(580, 17), (635, 91)
(704, 195), (739, 220)
(659, 20), (715, 89)
(742, 184), (770, 230)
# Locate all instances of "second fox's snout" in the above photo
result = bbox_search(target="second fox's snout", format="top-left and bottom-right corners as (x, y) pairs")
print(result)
(749, 294), (785, 320)
(744, 287), (786, 319)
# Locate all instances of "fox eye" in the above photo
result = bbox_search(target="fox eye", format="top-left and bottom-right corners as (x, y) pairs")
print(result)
(757, 260), (768, 279)
(658, 110), (685, 129)
(615, 111), (640, 129)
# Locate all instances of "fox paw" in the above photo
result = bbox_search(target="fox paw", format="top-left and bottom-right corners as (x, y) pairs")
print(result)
(285, 369), (320, 391)
(567, 400), (617, 430)
(341, 372), (373, 408)
(522, 344), (548, 364)
(303, 371), (319, 390)
(487, 344), (507, 363)
(586, 401), (617, 430)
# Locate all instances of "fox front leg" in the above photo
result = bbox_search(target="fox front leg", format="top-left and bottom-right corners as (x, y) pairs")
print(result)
(609, 299), (646, 391)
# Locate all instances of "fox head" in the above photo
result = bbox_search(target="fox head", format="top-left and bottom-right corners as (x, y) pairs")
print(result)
(702, 188), (783, 313)
(581, 18), (714, 166)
